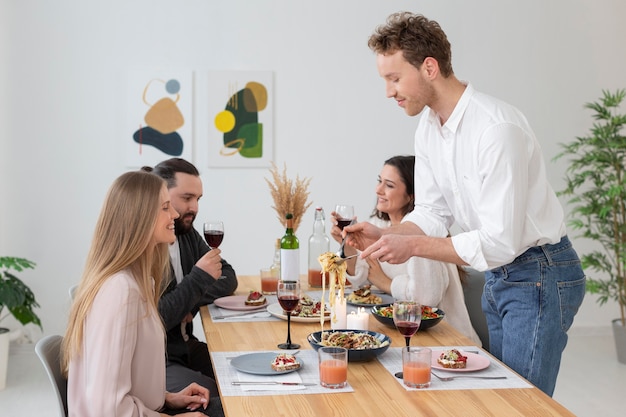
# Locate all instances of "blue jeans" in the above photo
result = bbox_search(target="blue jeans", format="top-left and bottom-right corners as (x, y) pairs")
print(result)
(482, 236), (585, 396)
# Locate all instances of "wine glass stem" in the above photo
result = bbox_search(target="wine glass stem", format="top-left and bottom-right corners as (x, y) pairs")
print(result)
(405, 337), (410, 348)
(286, 313), (292, 345)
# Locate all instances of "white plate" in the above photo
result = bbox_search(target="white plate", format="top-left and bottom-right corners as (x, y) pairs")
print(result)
(431, 350), (490, 372)
(230, 352), (303, 375)
(214, 295), (268, 311)
(346, 292), (395, 307)
(267, 302), (331, 323)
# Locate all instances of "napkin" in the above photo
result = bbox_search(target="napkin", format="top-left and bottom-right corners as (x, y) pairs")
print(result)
(236, 371), (307, 392)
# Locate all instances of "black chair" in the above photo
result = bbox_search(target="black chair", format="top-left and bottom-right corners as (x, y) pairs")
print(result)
(462, 268), (490, 350)
(35, 335), (68, 417)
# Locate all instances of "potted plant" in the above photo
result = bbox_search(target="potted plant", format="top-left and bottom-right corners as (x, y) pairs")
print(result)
(554, 89), (626, 363)
(0, 256), (42, 389)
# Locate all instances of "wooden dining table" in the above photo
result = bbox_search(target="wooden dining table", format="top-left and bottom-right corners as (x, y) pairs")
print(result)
(200, 275), (575, 417)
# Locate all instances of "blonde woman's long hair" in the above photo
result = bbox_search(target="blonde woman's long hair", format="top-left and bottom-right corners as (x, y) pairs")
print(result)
(61, 171), (170, 374)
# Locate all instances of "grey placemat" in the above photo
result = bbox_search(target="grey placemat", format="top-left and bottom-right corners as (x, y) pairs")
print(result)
(211, 350), (354, 396)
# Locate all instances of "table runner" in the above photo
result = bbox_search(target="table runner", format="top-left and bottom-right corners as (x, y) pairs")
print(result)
(211, 350), (354, 396)
(377, 346), (533, 391)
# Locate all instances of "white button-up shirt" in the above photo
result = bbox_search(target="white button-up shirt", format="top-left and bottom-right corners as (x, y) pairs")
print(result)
(404, 83), (566, 271)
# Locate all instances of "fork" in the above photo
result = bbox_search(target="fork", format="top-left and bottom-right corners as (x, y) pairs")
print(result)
(334, 254), (358, 264)
(431, 371), (507, 381)
(212, 311), (270, 320)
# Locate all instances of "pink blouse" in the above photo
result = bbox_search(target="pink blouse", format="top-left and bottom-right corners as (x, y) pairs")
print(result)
(68, 271), (166, 417)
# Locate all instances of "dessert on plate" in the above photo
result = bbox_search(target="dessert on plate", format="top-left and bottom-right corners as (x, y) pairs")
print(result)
(245, 290), (267, 306)
(271, 353), (301, 371)
(437, 349), (468, 369)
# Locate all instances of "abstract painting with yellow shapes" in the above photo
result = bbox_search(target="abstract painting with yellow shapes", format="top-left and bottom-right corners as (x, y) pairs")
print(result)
(207, 71), (273, 168)
(125, 70), (193, 167)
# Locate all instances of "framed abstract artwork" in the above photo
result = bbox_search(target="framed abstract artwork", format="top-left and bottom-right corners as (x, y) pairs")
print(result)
(125, 70), (193, 167)
(206, 71), (274, 168)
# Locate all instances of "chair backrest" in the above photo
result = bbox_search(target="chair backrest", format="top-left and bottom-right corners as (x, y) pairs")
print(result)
(69, 284), (78, 300)
(462, 268), (490, 350)
(35, 335), (68, 417)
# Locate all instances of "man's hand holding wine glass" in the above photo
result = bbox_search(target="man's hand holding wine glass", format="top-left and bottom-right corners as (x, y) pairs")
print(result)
(195, 248), (222, 280)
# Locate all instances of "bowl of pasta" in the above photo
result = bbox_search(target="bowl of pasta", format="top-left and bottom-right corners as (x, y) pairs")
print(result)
(306, 329), (391, 362)
(370, 304), (445, 330)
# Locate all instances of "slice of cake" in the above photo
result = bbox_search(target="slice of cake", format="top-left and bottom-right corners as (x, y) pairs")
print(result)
(271, 353), (301, 372)
(437, 349), (468, 369)
(245, 291), (267, 306)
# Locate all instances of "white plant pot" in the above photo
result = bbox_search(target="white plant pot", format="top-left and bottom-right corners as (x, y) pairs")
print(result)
(612, 318), (626, 364)
(0, 328), (9, 390)
(0, 327), (23, 390)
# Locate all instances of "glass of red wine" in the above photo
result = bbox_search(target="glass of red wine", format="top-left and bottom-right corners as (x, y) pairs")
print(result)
(203, 221), (224, 249)
(277, 280), (301, 350)
(334, 204), (354, 231)
(392, 300), (422, 378)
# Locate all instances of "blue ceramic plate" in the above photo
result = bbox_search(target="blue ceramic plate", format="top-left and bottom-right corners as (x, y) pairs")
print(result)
(370, 305), (445, 330)
(307, 329), (391, 362)
(230, 352), (303, 375)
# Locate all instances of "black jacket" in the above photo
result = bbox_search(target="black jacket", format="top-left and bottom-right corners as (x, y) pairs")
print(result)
(158, 228), (238, 364)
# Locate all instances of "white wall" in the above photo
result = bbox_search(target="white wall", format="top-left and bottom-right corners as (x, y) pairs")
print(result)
(1, 0), (625, 339)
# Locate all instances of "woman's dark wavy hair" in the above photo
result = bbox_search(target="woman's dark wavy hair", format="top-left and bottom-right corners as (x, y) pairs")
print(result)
(371, 155), (415, 221)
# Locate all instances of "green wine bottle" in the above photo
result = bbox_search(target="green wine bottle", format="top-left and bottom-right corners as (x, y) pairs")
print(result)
(280, 213), (299, 282)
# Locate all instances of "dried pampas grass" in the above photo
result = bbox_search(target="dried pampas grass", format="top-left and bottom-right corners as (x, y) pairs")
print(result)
(265, 162), (312, 233)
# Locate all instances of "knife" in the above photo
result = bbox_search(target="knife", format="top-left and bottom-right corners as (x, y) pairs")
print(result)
(212, 310), (269, 320)
(232, 381), (317, 386)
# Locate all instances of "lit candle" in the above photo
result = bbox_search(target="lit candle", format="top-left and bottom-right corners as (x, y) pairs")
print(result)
(347, 307), (368, 330)
(331, 294), (347, 329)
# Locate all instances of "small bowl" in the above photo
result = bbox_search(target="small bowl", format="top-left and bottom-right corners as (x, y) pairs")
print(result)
(370, 304), (445, 330)
(307, 329), (391, 362)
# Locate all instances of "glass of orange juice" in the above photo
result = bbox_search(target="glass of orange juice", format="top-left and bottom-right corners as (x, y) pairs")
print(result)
(402, 346), (431, 388)
(260, 268), (279, 294)
(318, 346), (348, 388)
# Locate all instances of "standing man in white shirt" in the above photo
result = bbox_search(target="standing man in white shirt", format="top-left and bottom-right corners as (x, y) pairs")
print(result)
(346, 12), (585, 397)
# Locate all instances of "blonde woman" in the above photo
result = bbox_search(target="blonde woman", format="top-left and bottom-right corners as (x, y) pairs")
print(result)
(62, 171), (214, 416)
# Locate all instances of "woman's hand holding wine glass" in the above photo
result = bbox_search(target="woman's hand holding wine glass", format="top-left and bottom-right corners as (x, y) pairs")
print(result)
(277, 280), (301, 350)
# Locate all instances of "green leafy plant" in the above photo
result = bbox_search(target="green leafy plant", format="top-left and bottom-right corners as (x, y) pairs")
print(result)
(554, 89), (626, 327)
(0, 257), (42, 329)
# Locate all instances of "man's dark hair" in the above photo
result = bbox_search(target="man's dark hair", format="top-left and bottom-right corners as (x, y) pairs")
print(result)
(141, 158), (199, 189)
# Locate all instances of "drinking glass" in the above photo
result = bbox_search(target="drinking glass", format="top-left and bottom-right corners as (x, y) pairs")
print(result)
(334, 204), (354, 230)
(277, 280), (301, 349)
(203, 221), (224, 249)
(393, 301), (422, 348)
(392, 300), (422, 379)
(318, 346), (348, 388)
(402, 346), (431, 388)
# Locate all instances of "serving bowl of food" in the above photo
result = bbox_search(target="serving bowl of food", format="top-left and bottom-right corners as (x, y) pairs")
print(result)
(306, 329), (391, 362)
(370, 304), (445, 330)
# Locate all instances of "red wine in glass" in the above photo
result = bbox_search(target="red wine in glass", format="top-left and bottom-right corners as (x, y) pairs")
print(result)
(203, 221), (224, 249)
(204, 230), (224, 248)
(277, 281), (301, 349)
(336, 218), (352, 230)
(278, 295), (300, 311)
(395, 321), (420, 338)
